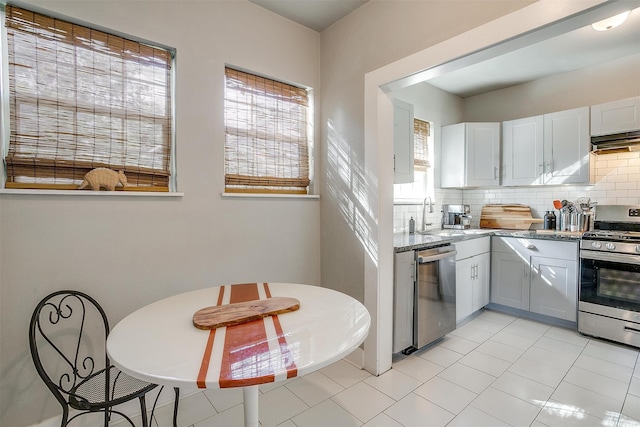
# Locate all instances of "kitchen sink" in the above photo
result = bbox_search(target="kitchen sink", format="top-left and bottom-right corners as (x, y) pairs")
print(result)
(418, 229), (493, 237)
(459, 229), (494, 234)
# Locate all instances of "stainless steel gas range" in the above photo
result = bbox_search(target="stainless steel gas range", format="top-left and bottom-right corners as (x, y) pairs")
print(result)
(579, 205), (640, 348)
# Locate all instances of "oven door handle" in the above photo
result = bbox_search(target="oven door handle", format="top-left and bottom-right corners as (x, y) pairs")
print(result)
(580, 250), (640, 265)
(625, 326), (640, 335)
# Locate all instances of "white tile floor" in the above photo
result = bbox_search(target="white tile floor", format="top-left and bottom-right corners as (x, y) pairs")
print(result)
(145, 310), (640, 427)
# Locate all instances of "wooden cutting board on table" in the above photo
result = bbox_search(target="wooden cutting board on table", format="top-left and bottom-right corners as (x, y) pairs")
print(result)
(479, 204), (544, 230)
(193, 297), (300, 330)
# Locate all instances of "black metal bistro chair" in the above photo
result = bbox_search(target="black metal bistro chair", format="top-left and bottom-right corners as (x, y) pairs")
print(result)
(29, 290), (159, 427)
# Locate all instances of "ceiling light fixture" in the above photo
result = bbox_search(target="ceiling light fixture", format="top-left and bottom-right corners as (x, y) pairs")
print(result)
(591, 10), (631, 31)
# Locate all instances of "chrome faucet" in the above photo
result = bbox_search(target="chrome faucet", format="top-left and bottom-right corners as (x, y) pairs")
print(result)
(421, 196), (434, 231)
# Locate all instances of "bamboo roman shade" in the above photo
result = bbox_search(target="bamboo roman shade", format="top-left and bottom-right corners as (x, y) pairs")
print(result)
(224, 67), (310, 194)
(4, 6), (173, 191)
(414, 118), (430, 171)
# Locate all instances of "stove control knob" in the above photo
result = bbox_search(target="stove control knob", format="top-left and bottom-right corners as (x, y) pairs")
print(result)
(606, 243), (616, 250)
(591, 242), (602, 249)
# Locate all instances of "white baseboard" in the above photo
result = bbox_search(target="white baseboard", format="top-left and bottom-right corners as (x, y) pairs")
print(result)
(29, 387), (197, 427)
(343, 347), (365, 369)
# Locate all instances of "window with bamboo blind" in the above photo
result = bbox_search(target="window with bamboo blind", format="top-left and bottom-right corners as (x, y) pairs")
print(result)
(394, 117), (433, 200)
(413, 118), (430, 171)
(3, 5), (174, 192)
(224, 67), (311, 194)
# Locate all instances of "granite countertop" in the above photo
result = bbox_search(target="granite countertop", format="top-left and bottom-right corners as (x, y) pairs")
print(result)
(393, 228), (581, 252)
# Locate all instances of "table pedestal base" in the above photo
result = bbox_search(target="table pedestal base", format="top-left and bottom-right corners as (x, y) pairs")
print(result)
(243, 385), (259, 427)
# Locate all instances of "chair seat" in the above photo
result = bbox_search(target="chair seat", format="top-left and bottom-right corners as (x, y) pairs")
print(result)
(70, 365), (157, 411)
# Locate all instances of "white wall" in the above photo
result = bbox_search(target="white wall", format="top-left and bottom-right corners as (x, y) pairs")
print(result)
(464, 53), (640, 122)
(0, 2), (321, 426)
(319, 0), (535, 324)
(320, 0), (545, 377)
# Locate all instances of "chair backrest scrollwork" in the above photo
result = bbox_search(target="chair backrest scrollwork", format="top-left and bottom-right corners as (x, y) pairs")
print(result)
(29, 290), (111, 404)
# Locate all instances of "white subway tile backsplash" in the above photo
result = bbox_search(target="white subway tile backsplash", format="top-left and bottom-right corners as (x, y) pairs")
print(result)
(597, 183), (617, 191)
(618, 197), (640, 204)
(617, 152), (638, 160)
(594, 167), (615, 176)
(619, 166), (640, 175)
(393, 153), (640, 233)
(608, 190), (629, 198)
(605, 174), (629, 183)
(607, 159), (629, 168)
(599, 198), (617, 204)
(616, 182), (637, 190)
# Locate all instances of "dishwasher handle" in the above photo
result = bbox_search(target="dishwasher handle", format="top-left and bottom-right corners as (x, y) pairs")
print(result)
(417, 248), (457, 264)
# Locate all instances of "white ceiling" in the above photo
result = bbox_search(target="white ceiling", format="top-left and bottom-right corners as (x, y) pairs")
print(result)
(428, 6), (640, 97)
(248, 0), (369, 32)
(248, 1), (640, 97)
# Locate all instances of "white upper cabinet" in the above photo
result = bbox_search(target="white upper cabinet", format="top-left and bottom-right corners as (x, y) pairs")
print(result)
(441, 122), (500, 188)
(502, 107), (589, 186)
(502, 115), (544, 186)
(591, 96), (640, 136)
(543, 106), (590, 185)
(393, 99), (414, 184)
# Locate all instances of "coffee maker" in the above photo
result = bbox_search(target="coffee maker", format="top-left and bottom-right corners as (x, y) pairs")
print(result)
(442, 204), (471, 229)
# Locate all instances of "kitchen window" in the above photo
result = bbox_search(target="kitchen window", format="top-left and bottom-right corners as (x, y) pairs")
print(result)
(224, 67), (311, 195)
(394, 118), (433, 200)
(2, 5), (175, 192)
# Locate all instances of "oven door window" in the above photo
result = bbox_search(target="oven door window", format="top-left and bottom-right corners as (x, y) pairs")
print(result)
(581, 256), (640, 311)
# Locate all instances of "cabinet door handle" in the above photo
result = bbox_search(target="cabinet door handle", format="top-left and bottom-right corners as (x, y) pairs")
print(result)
(546, 161), (553, 174)
(494, 167), (499, 180)
(474, 264), (478, 280)
(539, 163), (544, 175)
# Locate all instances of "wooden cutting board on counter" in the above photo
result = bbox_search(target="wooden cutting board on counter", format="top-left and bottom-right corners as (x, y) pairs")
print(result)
(479, 204), (544, 230)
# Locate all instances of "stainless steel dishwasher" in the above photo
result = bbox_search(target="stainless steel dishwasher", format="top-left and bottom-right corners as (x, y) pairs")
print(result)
(412, 245), (457, 351)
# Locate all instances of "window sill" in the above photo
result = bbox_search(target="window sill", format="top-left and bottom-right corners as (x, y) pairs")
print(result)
(221, 193), (319, 200)
(0, 189), (184, 197)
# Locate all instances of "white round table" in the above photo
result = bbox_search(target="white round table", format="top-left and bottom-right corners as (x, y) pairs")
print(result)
(107, 282), (371, 427)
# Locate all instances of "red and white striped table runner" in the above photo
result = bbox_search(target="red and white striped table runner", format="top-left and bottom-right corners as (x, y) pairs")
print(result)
(196, 282), (298, 388)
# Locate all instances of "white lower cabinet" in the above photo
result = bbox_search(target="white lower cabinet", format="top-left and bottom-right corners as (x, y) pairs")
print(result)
(530, 256), (577, 321)
(490, 236), (578, 322)
(455, 237), (490, 322)
(490, 250), (529, 310)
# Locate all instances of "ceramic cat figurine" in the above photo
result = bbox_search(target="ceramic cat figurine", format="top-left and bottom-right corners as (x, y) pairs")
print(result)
(78, 168), (127, 191)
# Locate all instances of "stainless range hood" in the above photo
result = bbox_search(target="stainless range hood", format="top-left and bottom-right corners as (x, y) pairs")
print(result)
(591, 130), (640, 154)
